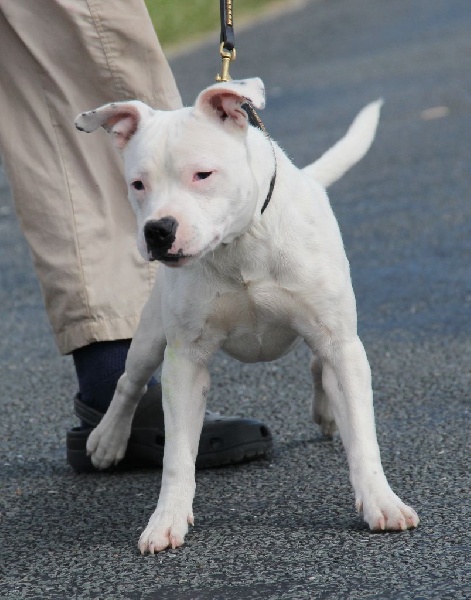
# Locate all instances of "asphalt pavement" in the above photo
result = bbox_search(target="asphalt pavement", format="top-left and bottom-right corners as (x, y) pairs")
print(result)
(1, 0), (470, 598)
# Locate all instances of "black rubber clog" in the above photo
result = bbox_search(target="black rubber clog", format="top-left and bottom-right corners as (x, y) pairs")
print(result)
(66, 385), (273, 472)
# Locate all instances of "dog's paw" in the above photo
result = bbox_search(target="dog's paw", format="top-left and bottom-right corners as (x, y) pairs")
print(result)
(138, 502), (194, 554)
(356, 487), (419, 531)
(313, 408), (337, 437)
(312, 397), (337, 437)
(86, 420), (130, 469)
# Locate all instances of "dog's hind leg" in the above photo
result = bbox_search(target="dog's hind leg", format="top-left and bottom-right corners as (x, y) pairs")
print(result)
(310, 355), (337, 437)
(87, 283), (167, 470)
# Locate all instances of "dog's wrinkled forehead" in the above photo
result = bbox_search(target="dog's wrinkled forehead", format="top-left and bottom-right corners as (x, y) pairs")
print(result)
(137, 78), (267, 167)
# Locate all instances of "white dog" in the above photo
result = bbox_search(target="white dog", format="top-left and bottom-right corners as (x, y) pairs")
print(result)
(75, 78), (419, 554)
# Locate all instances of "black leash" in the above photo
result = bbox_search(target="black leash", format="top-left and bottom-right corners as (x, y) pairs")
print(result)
(219, 0), (235, 52)
(216, 1), (277, 214)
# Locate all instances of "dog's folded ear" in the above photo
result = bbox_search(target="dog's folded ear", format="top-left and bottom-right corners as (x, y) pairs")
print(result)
(74, 100), (154, 150)
(195, 77), (266, 130)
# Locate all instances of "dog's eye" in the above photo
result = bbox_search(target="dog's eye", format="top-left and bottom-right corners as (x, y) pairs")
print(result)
(131, 180), (145, 191)
(193, 171), (213, 181)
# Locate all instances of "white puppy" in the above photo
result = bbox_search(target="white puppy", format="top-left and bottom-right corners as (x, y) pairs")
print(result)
(75, 78), (419, 554)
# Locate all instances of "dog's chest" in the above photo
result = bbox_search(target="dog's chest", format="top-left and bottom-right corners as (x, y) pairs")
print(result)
(208, 276), (300, 363)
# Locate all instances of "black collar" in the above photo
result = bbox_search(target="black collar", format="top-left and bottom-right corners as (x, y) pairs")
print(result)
(241, 102), (277, 214)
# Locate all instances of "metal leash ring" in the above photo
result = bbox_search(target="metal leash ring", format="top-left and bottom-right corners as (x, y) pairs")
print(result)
(216, 0), (236, 82)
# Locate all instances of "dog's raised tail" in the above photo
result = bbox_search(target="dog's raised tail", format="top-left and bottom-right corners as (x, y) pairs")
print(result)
(303, 99), (383, 188)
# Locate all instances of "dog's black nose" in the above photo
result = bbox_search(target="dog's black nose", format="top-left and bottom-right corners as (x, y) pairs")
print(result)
(144, 217), (178, 251)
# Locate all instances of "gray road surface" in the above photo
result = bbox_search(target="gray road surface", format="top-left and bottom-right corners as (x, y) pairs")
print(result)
(1, 0), (470, 598)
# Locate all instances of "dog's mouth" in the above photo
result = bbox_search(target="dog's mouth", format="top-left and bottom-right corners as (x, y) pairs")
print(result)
(159, 254), (193, 268)
(147, 248), (193, 267)
(147, 235), (221, 267)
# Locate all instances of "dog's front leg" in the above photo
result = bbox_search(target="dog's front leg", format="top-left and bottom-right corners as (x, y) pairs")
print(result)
(87, 286), (166, 469)
(314, 336), (419, 531)
(138, 347), (209, 554)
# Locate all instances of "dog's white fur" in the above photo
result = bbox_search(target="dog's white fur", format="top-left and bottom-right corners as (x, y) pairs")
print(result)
(75, 78), (419, 554)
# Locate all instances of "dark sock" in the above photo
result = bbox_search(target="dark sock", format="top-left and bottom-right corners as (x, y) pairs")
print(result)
(72, 339), (156, 415)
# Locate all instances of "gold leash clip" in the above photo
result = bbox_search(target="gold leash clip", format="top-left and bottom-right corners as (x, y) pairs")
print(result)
(216, 43), (236, 82)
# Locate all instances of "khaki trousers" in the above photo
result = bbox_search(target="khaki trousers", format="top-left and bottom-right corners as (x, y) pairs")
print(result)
(0, 0), (182, 354)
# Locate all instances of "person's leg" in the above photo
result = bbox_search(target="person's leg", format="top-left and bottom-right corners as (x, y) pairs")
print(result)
(0, 0), (272, 469)
(0, 0), (181, 351)
(0, 0), (181, 408)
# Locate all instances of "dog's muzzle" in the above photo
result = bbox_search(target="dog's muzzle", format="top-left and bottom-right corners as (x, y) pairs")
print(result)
(144, 217), (178, 261)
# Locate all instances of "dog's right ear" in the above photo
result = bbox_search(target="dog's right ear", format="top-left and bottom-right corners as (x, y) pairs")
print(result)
(74, 100), (154, 150)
